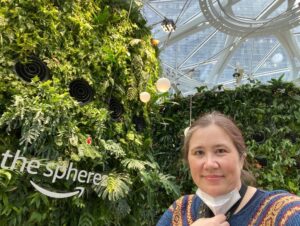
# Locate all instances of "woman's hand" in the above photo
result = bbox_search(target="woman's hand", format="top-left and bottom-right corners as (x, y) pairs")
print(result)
(191, 214), (230, 226)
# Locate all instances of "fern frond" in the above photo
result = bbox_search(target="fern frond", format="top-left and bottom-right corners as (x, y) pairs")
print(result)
(158, 173), (180, 196)
(93, 173), (131, 201)
(77, 144), (102, 160)
(115, 84), (126, 96)
(78, 212), (94, 226)
(19, 127), (40, 145)
(100, 140), (125, 158)
(121, 158), (146, 171)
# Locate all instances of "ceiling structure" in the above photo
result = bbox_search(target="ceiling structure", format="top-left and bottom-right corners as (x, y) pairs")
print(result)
(140, 0), (300, 95)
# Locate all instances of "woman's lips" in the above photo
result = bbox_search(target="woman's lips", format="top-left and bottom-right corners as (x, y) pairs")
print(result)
(203, 175), (224, 180)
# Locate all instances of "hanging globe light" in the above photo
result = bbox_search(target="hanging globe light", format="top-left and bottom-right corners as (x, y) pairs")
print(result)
(156, 77), (171, 93)
(139, 91), (151, 103)
(184, 127), (190, 136)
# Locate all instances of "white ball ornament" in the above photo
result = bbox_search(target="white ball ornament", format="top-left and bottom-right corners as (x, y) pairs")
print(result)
(156, 77), (171, 93)
(139, 92), (151, 103)
(184, 127), (190, 136)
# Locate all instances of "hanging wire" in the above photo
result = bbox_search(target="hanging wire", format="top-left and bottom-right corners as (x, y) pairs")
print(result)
(184, 95), (193, 136)
(127, 0), (134, 20)
(161, 0), (193, 48)
(189, 95), (192, 126)
(174, 0), (192, 25)
(250, 39), (254, 78)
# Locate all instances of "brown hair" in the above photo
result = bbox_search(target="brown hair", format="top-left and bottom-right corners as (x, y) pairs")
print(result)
(183, 111), (255, 185)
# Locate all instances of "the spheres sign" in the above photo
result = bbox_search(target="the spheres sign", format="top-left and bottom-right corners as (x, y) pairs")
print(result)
(1, 150), (103, 199)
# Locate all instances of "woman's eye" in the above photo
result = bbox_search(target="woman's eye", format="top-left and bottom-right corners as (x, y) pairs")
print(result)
(216, 149), (227, 154)
(194, 150), (204, 156)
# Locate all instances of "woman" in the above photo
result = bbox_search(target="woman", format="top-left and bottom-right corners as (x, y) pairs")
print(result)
(157, 112), (300, 226)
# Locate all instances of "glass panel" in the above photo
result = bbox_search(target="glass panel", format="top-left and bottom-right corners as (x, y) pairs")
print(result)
(141, 0), (299, 95)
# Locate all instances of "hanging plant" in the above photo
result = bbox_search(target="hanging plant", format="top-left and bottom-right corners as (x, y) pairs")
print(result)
(69, 79), (94, 105)
(15, 56), (50, 82)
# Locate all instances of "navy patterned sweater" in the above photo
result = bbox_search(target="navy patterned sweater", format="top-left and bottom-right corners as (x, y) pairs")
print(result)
(157, 190), (300, 226)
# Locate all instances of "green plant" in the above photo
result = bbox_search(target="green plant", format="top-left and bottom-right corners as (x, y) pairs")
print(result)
(0, 0), (178, 225)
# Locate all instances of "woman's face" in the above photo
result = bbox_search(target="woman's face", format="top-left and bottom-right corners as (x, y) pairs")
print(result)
(188, 124), (244, 197)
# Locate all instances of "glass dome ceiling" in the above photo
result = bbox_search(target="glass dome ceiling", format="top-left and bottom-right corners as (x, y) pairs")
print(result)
(140, 0), (300, 95)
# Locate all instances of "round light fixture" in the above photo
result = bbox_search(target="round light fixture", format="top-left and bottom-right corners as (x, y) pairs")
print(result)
(139, 92), (151, 103)
(271, 53), (283, 64)
(156, 77), (171, 93)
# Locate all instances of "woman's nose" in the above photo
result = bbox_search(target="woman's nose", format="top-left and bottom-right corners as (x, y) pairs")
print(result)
(203, 155), (219, 169)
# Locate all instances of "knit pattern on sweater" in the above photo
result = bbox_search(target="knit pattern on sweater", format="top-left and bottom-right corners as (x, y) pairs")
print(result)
(156, 190), (300, 226)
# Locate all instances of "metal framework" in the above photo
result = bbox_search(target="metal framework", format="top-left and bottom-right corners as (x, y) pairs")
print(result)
(141, 0), (300, 95)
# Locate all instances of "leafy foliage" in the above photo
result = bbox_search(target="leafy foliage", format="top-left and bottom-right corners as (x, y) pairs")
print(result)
(94, 173), (131, 201)
(0, 0), (178, 225)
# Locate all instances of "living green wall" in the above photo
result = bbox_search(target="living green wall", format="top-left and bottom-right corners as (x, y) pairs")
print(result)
(152, 77), (300, 212)
(0, 1), (178, 225)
